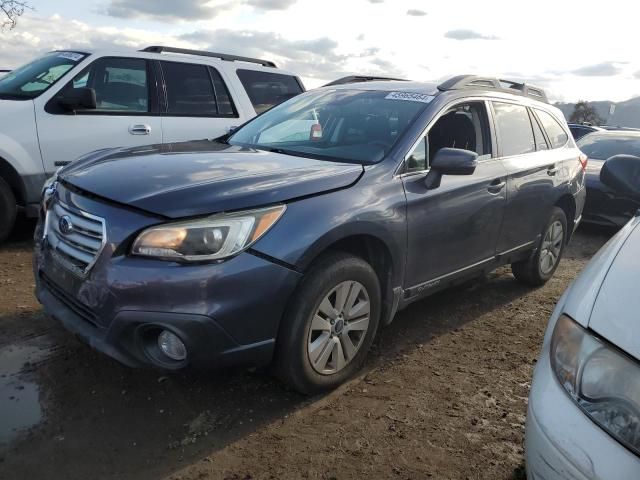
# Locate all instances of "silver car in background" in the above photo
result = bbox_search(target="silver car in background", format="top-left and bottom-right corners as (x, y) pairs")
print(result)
(526, 155), (640, 479)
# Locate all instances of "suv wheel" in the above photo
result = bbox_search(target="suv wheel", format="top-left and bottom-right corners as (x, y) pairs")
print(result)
(0, 176), (17, 244)
(274, 252), (381, 394)
(512, 207), (567, 286)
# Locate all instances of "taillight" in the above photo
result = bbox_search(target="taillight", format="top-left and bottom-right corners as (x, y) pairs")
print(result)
(579, 153), (588, 171)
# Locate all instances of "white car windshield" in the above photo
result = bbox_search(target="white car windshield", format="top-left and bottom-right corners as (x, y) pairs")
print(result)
(229, 88), (431, 164)
(0, 51), (87, 100)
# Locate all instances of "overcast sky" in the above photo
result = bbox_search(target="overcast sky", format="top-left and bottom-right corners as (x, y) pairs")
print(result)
(2, 0), (639, 102)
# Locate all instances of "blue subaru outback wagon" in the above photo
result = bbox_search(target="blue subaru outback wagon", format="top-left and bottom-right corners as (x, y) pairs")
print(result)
(35, 75), (586, 393)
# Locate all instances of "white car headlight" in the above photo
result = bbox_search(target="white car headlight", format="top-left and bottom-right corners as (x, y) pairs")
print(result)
(551, 314), (640, 456)
(131, 205), (286, 262)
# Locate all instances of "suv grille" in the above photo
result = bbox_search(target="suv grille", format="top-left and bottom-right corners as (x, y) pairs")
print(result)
(44, 200), (106, 275)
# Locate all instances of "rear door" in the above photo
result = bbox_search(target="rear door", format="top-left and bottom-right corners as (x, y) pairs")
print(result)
(158, 61), (240, 143)
(402, 100), (508, 290)
(35, 56), (162, 174)
(493, 101), (566, 253)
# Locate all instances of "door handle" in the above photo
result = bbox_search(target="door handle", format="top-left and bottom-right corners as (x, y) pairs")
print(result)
(547, 166), (558, 176)
(129, 124), (151, 135)
(487, 179), (506, 194)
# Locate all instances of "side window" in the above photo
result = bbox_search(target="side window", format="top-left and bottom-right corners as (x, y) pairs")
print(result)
(493, 102), (535, 156)
(61, 57), (150, 113)
(209, 67), (236, 116)
(162, 61), (217, 116)
(406, 138), (427, 172)
(529, 110), (549, 151)
(236, 69), (303, 114)
(536, 109), (569, 148)
(428, 102), (492, 165)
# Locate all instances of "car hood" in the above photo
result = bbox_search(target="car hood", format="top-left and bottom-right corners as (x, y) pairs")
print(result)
(59, 140), (364, 218)
(587, 219), (640, 360)
(563, 216), (640, 361)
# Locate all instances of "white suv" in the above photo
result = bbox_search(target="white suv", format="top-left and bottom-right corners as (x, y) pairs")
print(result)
(0, 45), (305, 241)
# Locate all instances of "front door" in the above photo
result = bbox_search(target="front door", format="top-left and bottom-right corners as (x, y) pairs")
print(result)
(34, 56), (162, 175)
(402, 100), (507, 290)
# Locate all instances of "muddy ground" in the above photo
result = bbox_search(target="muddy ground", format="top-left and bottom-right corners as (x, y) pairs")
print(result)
(0, 216), (611, 480)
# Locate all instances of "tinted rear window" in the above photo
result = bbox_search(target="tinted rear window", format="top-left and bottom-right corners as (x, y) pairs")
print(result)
(536, 109), (569, 148)
(493, 102), (535, 157)
(236, 69), (303, 114)
(162, 62), (217, 115)
(577, 134), (640, 160)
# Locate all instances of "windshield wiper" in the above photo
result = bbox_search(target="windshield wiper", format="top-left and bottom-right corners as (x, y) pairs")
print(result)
(0, 93), (32, 100)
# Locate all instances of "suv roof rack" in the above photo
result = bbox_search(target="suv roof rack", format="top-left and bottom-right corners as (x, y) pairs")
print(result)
(438, 75), (549, 103)
(140, 46), (277, 68)
(323, 75), (408, 87)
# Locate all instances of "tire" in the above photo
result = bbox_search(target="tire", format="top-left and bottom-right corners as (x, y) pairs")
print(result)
(274, 252), (381, 395)
(512, 207), (568, 286)
(0, 176), (17, 244)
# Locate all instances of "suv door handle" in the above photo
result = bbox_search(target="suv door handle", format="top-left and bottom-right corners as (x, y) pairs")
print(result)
(547, 166), (558, 176)
(487, 179), (506, 194)
(129, 124), (151, 135)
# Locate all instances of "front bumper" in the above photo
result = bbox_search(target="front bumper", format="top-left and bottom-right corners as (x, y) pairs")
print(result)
(34, 184), (302, 370)
(526, 345), (640, 479)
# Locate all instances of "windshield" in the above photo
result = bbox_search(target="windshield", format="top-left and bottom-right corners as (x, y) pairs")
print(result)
(578, 134), (640, 160)
(0, 51), (87, 100)
(229, 88), (431, 164)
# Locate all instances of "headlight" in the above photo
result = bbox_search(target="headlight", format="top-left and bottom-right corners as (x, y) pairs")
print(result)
(131, 205), (285, 261)
(551, 314), (640, 455)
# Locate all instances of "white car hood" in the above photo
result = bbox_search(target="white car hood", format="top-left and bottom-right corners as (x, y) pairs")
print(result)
(563, 215), (640, 361)
(587, 220), (640, 361)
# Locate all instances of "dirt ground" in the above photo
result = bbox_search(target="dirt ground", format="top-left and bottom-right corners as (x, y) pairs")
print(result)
(0, 216), (611, 480)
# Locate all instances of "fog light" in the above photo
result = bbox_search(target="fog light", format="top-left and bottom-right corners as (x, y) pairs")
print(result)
(157, 330), (187, 361)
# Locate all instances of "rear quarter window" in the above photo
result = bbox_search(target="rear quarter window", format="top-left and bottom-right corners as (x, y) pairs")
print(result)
(536, 109), (569, 148)
(236, 69), (303, 114)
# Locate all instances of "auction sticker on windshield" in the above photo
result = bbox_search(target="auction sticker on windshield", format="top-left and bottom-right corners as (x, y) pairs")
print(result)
(385, 92), (434, 103)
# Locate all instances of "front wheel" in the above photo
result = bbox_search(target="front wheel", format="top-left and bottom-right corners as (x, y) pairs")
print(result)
(512, 207), (567, 286)
(274, 252), (381, 394)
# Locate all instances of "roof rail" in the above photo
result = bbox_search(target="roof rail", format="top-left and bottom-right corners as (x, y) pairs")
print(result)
(438, 75), (549, 103)
(140, 46), (277, 68)
(323, 75), (408, 87)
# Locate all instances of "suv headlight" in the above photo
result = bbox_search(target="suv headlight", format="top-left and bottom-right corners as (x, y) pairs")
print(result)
(132, 205), (285, 262)
(551, 314), (640, 456)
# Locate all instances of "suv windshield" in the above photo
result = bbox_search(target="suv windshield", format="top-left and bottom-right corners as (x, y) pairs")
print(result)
(229, 89), (431, 164)
(578, 134), (640, 160)
(0, 51), (87, 100)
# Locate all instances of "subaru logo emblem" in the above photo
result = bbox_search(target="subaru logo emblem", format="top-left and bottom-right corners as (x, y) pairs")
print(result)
(59, 215), (74, 235)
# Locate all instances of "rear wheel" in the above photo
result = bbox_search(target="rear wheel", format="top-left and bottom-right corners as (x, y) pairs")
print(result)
(0, 176), (17, 244)
(512, 207), (567, 286)
(274, 252), (381, 394)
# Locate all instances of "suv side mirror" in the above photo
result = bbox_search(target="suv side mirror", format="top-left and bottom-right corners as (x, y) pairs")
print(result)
(425, 148), (478, 189)
(600, 154), (640, 198)
(58, 87), (97, 112)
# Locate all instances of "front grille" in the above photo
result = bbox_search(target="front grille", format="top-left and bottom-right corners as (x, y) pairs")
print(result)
(40, 272), (99, 328)
(44, 199), (106, 275)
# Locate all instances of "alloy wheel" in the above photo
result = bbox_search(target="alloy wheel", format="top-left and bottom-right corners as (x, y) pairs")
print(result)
(539, 220), (564, 275)
(307, 280), (371, 375)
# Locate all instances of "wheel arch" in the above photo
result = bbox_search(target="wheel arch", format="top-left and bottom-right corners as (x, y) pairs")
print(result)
(0, 155), (26, 206)
(554, 193), (577, 242)
(297, 230), (401, 327)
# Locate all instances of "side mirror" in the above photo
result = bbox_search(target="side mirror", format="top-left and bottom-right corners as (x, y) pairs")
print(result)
(58, 87), (97, 112)
(425, 148), (478, 189)
(600, 154), (640, 198)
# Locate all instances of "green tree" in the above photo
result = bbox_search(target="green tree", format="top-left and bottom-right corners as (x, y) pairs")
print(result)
(1, 1), (31, 30)
(569, 101), (604, 126)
